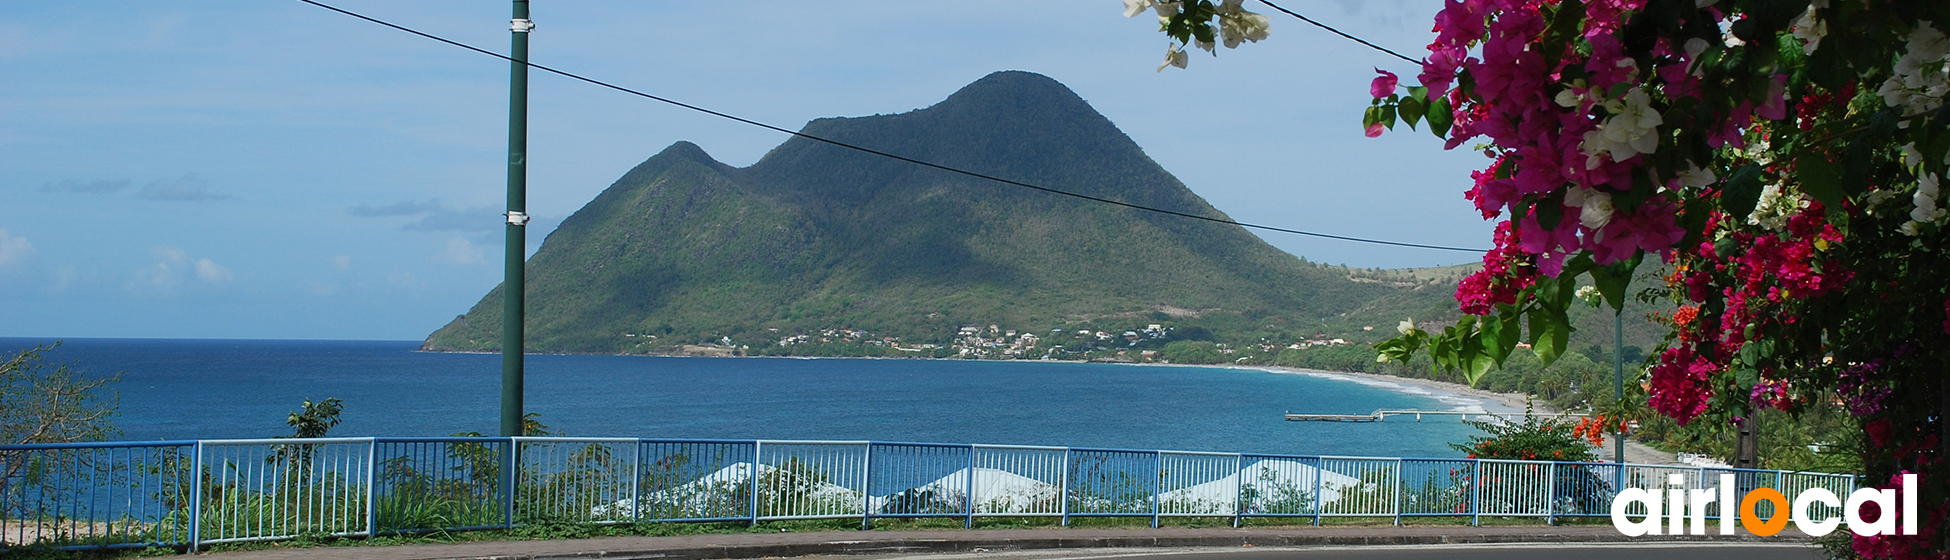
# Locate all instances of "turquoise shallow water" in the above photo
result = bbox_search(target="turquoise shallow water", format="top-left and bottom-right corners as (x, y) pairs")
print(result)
(3, 338), (1486, 458)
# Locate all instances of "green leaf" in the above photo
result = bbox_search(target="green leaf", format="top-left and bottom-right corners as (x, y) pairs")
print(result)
(1535, 200), (1564, 231)
(1400, 96), (1425, 130)
(1496, 311), (1522, 360)
(1381, 103), (1398, 130)
(1796, 153), (1845, 208)
(1588, 255), (1640, 312)
(1427, 95), (1454, 138)
(1721, 164), (1766, 220)
(1363, 106), (1382, 128)
(1479, 315), (1508, 363)
(1527, 307), (1570, 365)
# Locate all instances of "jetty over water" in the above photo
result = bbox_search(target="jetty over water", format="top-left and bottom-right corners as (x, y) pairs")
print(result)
(1283, 409), (1589, 423)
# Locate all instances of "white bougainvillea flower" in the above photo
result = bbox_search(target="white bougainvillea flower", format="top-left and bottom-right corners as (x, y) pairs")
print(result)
(1574, 286), (1602, 307)
(1158, 43), (1188, 72)
(1398, 318), (1416, 335)
(1564, 186), (1615, 230)
(1913, 173), (1947, 224)
(1792, 0), (1829, 54)
(1880, 22), (1949, 116)
(1748, 184), (1809, 231)
(1903, 142), (1926, 169)
(1678, 163), (1718, 188)
(1122, 0), (1154, 18)
(1217, 0), (1271, 48)
(1581, 88), (1663, 168)
(1721, 19), (1747, 48)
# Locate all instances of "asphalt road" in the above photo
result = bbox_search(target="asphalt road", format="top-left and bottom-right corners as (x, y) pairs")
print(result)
(857, 544), (1827, 560)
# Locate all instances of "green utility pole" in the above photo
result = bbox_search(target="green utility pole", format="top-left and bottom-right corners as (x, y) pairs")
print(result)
(1613, 309), (1625, 464)
(500, 0), (532, 438)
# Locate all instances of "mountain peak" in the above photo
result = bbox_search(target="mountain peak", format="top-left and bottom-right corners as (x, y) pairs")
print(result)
(929, 70), (1094, 118)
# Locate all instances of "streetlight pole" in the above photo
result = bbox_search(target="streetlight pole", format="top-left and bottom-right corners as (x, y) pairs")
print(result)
(500, 0), (532, 438)
(1613, 308), (1625, 464)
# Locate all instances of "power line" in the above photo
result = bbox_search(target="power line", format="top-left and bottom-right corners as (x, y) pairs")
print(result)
(294, 0), (1484, 254)
(1255, 0), (1422, 65)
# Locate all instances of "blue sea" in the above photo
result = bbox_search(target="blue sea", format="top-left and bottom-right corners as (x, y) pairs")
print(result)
(3, 338), (1494, 458)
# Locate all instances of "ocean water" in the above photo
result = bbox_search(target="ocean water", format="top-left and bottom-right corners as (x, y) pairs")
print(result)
(3, 338), (1494, 458)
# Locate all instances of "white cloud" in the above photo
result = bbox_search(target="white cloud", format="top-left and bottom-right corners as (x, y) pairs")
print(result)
(41, 178), (131, 194)
(0, 229), (34, 266)
(332, 254), (351, 270)
(47, 264), (77, 294)
(387, 271), (423, 287)
(125, 246), (230, 295)
(152, 245), (189, 264)
(439, 237), (485, 265)
(130, 261), (181, 294)
(136, 173), (235, 202)
(194, 258), (232, 283)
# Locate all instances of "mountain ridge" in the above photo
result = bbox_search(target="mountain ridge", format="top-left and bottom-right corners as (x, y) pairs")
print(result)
(422, 71), (1465, 357)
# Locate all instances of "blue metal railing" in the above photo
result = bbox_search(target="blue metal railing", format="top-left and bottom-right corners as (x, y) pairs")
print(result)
(0, 437), (1859, 551)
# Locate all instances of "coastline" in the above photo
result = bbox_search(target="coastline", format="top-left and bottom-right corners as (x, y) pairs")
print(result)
(1190, 363), (1547, 416)
(419, 345), (1554, 417)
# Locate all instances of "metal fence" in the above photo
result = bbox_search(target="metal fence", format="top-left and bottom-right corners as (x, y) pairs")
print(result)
(0, 437), (1859, 551)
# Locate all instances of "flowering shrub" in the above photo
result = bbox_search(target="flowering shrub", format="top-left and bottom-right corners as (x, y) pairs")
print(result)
(1132, 0), (1947, 555)
(1449, 411), (1599, 462)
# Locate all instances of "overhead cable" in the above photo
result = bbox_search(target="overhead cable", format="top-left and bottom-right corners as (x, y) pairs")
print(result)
(294, 0), (1485, 253)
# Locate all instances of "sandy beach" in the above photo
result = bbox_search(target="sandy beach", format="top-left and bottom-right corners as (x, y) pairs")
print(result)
(1214, 364), (1550, 416)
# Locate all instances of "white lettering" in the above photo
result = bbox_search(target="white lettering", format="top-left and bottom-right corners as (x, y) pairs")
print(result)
(1688, 486), (1716, 535)
(1904, 473), (1918, 536)
(1794, 487), (1842, 537)
(1612, 487), (1663, 536)
(1718, 474), (1737, 535)
(1847, 488), (1897, 536)
(1668, 474), (1686, 535)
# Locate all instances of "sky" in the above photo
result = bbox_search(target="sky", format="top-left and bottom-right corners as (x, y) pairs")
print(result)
(2, 1), (1493, 341)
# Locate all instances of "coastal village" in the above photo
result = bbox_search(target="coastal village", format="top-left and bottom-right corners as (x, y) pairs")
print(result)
(690, 323), (1360, 362)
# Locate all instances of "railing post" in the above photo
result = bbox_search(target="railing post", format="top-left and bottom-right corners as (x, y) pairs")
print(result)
(1231, 454), (1244, 528)
(964, 445), (976, 529)
(749, 441), (762, 527)
(1392, 459), (1403, 526)
(1151, 451), (1161, 528)
(364, 440), (377, 537)
(1059, 448), (1071, 527)
(860, 443), (874, 530)
(632, 439), (645, 523)
(1545, 462), (1557, 525)
(189, 441), (204, 552)
(1312, 458), (1323, 526)
(503, 437), (519, 529)
(1470, 459), (1481, 527)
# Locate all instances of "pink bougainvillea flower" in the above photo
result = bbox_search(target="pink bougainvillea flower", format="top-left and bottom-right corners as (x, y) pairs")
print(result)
(1365, 122), (1386, 137)
(1941, 298), (1950, 333)
(1757, 75), (1789, 121)
(1648, 346), (1716, 424)
(1370, 68), (1399, 98)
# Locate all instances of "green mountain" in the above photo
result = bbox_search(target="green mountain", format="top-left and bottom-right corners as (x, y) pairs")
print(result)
(422, 71), (1465, 355)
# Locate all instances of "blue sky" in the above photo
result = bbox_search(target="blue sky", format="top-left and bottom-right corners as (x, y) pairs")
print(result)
(2, 1), (1489, 341)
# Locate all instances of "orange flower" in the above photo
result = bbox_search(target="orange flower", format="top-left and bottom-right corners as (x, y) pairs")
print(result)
(1672, 305), (1698, 327)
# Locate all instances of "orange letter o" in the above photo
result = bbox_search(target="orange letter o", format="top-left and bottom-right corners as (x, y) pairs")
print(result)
(1740, 488), (1790, 536)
